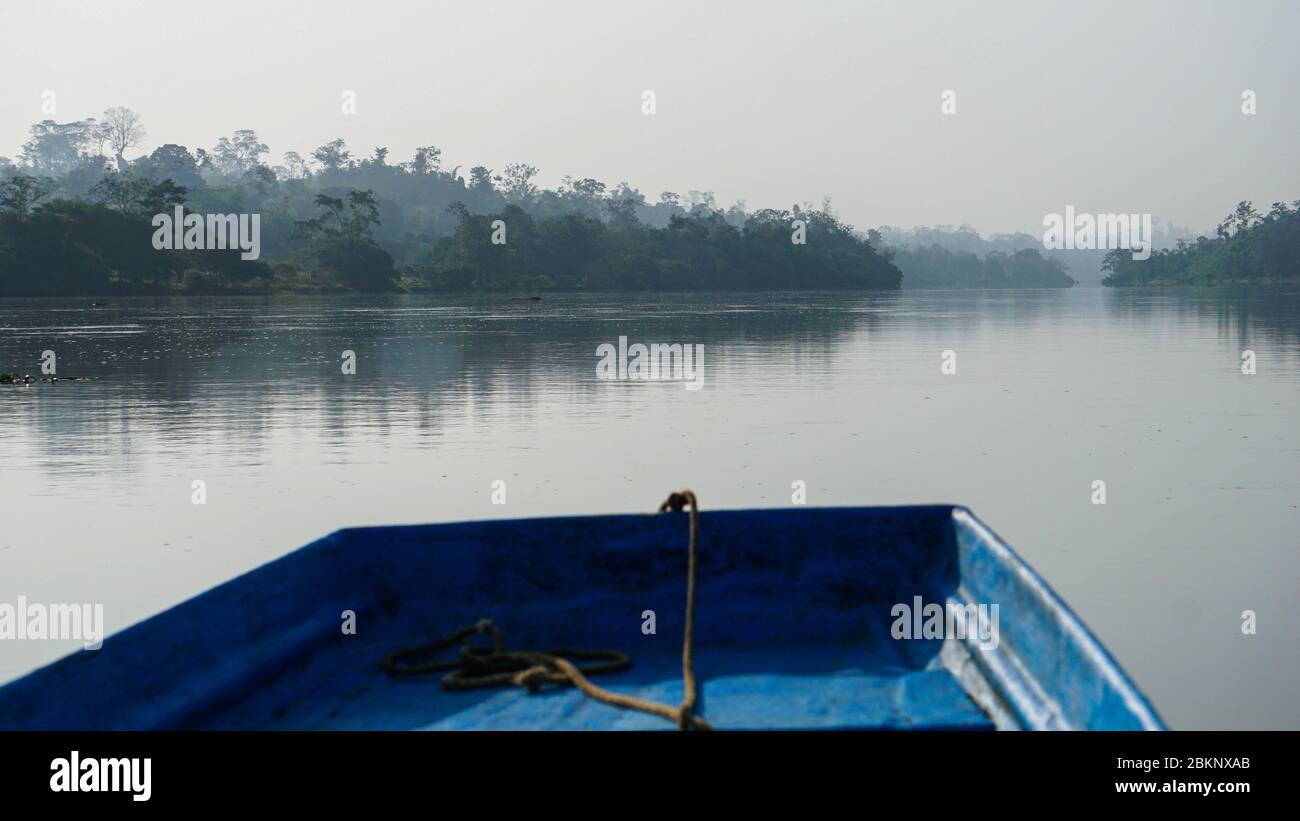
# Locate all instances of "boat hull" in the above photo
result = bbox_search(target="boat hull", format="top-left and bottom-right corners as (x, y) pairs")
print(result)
(0, 506), (1163, 730)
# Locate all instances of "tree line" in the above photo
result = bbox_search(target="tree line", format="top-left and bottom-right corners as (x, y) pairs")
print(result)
(883, 240), (1075, 288)
(8, 111), (1284, 295)
(1102, 201), (1300, 286)
(0, 111), (906, 295)
(0, 178), (902, 295)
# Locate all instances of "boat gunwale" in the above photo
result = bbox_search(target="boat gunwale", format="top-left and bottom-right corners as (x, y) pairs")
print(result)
(949, 506), (1166, 730)
(0, 504), (1165, 731)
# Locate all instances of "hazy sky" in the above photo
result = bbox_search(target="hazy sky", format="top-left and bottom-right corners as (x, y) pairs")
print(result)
(1, 0), (1297, 235)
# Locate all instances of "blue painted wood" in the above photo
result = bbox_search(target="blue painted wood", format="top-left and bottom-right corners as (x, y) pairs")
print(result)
(0, 506), (1163, 730)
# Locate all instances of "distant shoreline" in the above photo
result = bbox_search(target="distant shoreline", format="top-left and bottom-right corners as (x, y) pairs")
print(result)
(5, 282), (1300, 303)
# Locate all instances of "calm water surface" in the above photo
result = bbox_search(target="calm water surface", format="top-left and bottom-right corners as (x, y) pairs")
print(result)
(1, 288), (1297, 729)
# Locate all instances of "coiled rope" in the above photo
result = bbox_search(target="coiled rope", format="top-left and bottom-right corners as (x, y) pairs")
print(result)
(382, 490), (711, 731)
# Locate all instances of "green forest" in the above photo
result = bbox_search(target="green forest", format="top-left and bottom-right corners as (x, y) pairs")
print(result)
(1101, 201), (1300, 286)
(0, 112), (900, 295)
(884, 241), (1075, 288)
(1, 111), (1293, 295)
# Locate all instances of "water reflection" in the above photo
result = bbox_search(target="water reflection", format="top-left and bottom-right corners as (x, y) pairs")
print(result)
(1, 287), (1297, 729)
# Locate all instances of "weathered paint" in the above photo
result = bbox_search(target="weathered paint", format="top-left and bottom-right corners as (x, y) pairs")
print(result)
(0, 506), (1163, 730)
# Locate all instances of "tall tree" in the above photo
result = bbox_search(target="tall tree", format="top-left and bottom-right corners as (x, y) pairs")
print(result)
(499, 163), (538, 201)
(468, 166), (494, 193)
(101, 107), (146, 170)
(292, 189), (395, 291)
(212, 129), (269, 175)
(277, 151), (310, 180)
(20, 119), (99, 174)
(311, 138), (353, 173)
(408, 146), (442, 175)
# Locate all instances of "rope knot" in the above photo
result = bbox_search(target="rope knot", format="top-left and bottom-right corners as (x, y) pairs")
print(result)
(382, 490), (711, 730)
(512, 665), (551, 693)
(659, 492), (691, 513)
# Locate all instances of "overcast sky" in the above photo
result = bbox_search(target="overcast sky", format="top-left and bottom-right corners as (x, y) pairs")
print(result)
(1, 0), (1297, 235)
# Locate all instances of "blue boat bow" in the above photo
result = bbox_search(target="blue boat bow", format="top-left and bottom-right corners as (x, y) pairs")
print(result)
(0, 505), (1164, 730)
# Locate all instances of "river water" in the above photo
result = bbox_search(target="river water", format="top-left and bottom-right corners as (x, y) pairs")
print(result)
(1, 287), (1296, 729)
